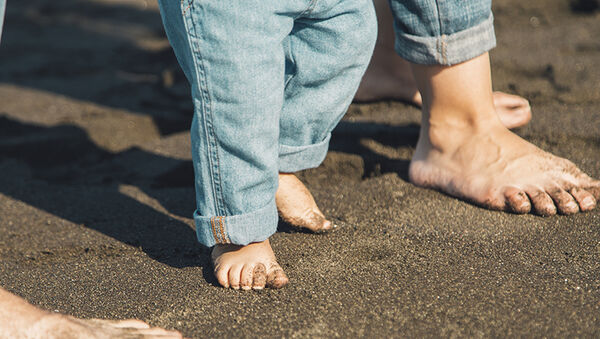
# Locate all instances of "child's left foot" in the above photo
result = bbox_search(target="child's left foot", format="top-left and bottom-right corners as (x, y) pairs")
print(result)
(276, 173), (333, 232)
(212, 239), (288, 290)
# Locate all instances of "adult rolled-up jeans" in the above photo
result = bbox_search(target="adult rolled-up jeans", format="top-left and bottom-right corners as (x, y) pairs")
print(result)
(157, 0), (376, 247)
(389, 0), (496, 65)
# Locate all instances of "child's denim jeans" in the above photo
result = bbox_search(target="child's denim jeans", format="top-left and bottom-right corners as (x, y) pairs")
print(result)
(0, 0), (5, 44)
(390, 0), (496, 65)
(157, 0), (377, 247)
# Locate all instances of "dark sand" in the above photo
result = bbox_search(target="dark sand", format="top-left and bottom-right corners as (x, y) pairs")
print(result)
(1, 0), (600, 337)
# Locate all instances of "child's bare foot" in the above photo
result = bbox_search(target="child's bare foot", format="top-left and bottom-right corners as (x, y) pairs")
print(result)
(354, 57), (532, 129)
(276, 173), (333, 233)
(410, 113), (600, 216)
(212, 239), (288, 290)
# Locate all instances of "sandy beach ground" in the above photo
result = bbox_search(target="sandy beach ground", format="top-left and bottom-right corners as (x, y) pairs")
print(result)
(1, 0), (599, 337)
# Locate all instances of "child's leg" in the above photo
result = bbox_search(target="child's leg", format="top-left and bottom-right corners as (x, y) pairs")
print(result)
(0, 0), (5, 44)
(157, 1), (295, 289)
(275, 0), (377, 232)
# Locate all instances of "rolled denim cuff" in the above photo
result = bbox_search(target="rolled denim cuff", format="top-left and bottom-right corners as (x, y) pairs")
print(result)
(395, 13), (496, 66)
(278, 133), (331, 173)
(195, 198), (278, 247)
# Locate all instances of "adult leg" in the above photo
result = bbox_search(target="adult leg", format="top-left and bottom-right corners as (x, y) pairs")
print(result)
(157, 0), (293, 289)
(355, 0), (532, 129)
(276, 0), (377, 232)
(0, 287), (182, 338)
(392, 0), (600, 215)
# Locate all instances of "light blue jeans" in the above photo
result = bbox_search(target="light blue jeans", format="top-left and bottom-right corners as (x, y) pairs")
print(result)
(390, 0), (496, 65)
(0, 0), (5, 44)
(158, 0), (377, 247)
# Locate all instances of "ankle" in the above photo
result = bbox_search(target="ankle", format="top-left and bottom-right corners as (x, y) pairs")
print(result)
(420, 107), (503, 153)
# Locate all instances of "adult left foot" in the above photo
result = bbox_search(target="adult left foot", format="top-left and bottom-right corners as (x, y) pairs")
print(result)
(276, 173), (333, 232)
(354, 56), (532, 129)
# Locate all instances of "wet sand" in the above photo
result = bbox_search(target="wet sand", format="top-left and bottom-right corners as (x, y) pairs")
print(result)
(1, 0), (599, 337)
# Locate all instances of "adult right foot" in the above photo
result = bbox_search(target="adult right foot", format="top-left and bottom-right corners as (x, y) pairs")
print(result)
(212, 239), (288, 290)
(409, 109), (600, 216)
(408, 53), (600, 216)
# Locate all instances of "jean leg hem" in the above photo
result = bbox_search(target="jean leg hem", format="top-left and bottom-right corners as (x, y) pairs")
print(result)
(195, 198), (278, 247)
(279, 133), (331, 173)
(395, 13), (496, 65)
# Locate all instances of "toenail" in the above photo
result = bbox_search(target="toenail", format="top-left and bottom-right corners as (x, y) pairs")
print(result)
(252, 286), (264, 290)
(241, 286), (251, 291)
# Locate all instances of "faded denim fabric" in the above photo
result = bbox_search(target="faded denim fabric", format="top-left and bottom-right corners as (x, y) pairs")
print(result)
(158, 0), (376, 247)
(0, 0), (5, 44)
(390, 0), (496, 65)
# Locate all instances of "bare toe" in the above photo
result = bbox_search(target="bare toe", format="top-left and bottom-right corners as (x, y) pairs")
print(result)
(526, 189), (557, 216)
(214, 264), (230, 289)
(493, 92), (532, 129)
(266, 263), (289, 289)
(228, 264), (243, 290)
(252, 263), (267, 290)
(548, 187), (579, 215)
(240, 265), (254, 290)
(585, 185), (600, 201)
(504, 187), (531, 214)
(570, 187), (597, 212)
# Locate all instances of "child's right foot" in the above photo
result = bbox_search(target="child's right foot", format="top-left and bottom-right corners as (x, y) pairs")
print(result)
(276, 173), (333, 233)
(212, 239), (288, 290)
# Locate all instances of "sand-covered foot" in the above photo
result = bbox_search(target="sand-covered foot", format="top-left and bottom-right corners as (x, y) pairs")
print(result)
(410, 122), (600, 216)
(276, 173), (333, 233)
(212, 239), (288, 290)
(354, 58), (532, 129)
(31, 314), (183, 338)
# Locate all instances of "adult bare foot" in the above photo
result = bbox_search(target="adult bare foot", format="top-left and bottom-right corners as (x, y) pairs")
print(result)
(410, 121), (600, 215)
(354, 0), (531, 130)
(212, 239), (288, 290)
(275, 173), (333, 233)
(0, 287), (183, 338)
(354, 56), (532, 129)
(32, 315), (183, 339)
(408, 53), (599, 216)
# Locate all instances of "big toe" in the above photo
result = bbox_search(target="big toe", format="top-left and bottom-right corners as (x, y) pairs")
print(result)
(266, 264), (289, 289)
(493, 91), (532, 129)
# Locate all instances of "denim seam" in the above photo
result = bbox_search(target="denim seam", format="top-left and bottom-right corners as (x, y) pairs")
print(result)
(181, 1), (228, 222)
(295, 0), (318, 19)
(433, 0), (446, 64)
(210, 217), (221, 243)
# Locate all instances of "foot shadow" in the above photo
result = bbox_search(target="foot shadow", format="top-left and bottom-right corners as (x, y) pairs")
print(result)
(0, 115), (208, 270)
(328, 121), (420, 181)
